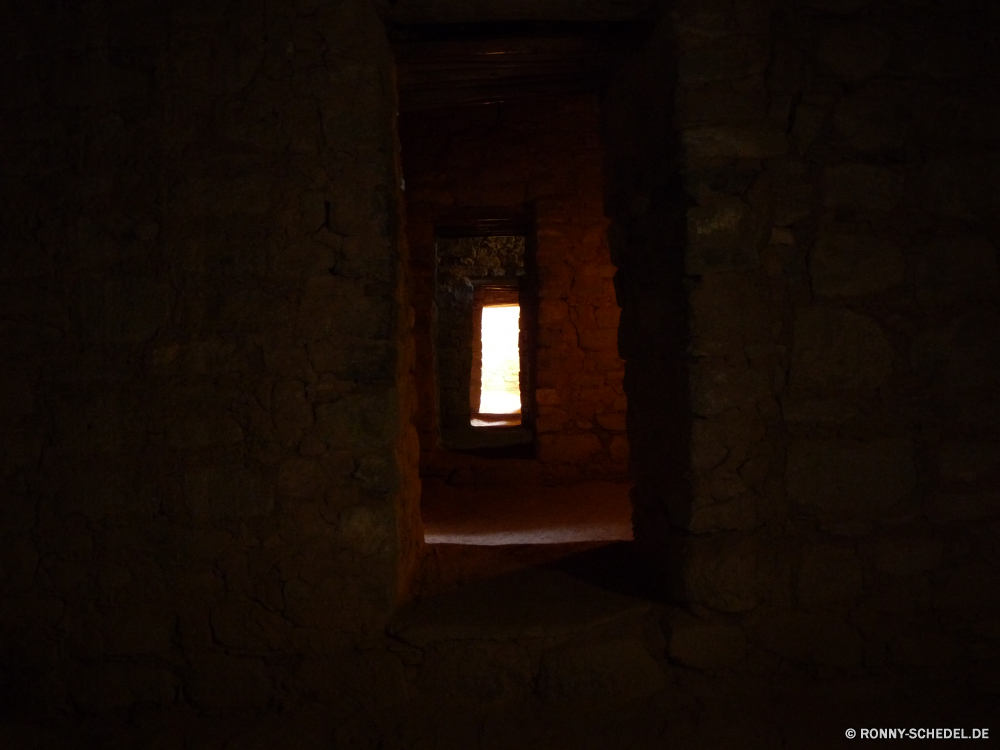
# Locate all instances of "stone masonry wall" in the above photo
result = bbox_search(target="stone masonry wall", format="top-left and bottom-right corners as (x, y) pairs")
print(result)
(0, 0), (418, 717)
(607, 0), (1000, 685)
(401, 96), (628, 480)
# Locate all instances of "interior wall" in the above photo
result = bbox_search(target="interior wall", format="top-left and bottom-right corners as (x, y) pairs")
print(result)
(607, 0), (1000, 678)
(0, 0), (419, 716)
(401, 95), (628, 480)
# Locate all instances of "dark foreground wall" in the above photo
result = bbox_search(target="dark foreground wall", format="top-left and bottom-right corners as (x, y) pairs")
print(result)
(0, 0), (420, 716)
(607, 0), (1000, 680)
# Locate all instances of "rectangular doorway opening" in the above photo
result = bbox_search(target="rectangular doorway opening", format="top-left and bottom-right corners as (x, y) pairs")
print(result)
(472, 296), (522, 427)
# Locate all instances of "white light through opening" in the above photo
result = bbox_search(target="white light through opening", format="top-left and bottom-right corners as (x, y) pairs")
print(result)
(479, 305), (521, 414)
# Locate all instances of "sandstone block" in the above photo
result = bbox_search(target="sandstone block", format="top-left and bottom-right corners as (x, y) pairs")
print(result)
(353, 454), (397, 493)
(185, 653), (272, 712)
(537, 638), (665, 704)
(299, 276), (391, 341)
(538, 433), (603, 463)
(687, 196), (767, 274)
(67, 662), (178, 713)
(665, 610), (747, 669)
(926, 492), (1000, 523)
(314, 392), (399, 450)
(340, 232), (394, 282)
(688, 492), (757, 533)
(799, 0), (873, 11)
(874, 536), (944, 575)
(933, 563), (1000, 612)
(419, 641), (533, 705)
(817, 26), (891, 82)
(786, 439), (917, 517)
(916, 155), (999, 220)
(676, 34), (770, 84)
(792, 99), (830, 155)
(767, 159), (814, 226)
(333, 505), (394, 560)
(272, 378), (314, 444)
(779, 397), (859, 424)
(939, 441), (1000, 484)
(0, 536), (38, 592)
(675, 76), (768, 127)
(911, 313), (1000, 390)
(915, 235), (1000, 305)
(797, 544), (863, 608)
(539, 299), (568, 325)
(596, 411), (627, 431)
(689, 272), (770, 355)
(691, 411), (749, 471)
(278, 456), (327, 500)
(678, 534), (760, 612)
(691, 362), (771, 416)
(58, 469), (158, 520)
(889, 631), (958, 667)
(681, 124), (788, 166)
(578, 328), (617, 350)
(165, 415), (244, 450)
(790, 307), (892, 390)
(824, 164), (903, 211)
(80, 278), (173, 344)
(809, 231), (905, 296)
(185, 466), (273, 518)
(609, 435), (629, 461)
(535, 388), (561, 406)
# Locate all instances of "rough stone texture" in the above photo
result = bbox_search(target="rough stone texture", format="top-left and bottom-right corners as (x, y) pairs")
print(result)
(786, 439), (917, 518)
(0, 0), (420, 722)
(435, 236), (525, 434)
(914, 234), (1000, 305)
(3, 0), (1000, 743)
(790, 308), (893, 390)
(796, 544), (864, 609)
(665, 610), (747, 669)
(817, 25), (891, 83)
(809, 230), (905, 297)
(608, 0), (1000, 733)
(752, 607), (864, 669)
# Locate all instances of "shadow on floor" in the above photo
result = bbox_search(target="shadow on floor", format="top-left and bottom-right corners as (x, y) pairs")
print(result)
(543, 540), (665, 602)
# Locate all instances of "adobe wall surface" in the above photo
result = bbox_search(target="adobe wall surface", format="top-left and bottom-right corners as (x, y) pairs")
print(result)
(606, 0), (1000, 684)
(401, 96), (629, 480)
(434, 235), (524, 435)
(0, 0), (419, 717)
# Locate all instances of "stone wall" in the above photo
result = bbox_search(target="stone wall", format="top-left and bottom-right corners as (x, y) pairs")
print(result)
(607, 0), (1000, 681)
(3, 0), (999, 736)
(401, 95), (628, 480)
(0, 0), (419, 717)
